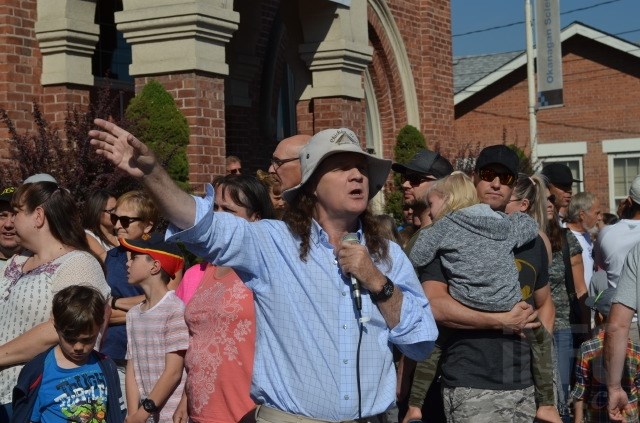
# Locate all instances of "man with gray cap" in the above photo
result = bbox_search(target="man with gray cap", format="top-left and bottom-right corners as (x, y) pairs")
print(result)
(392, 149), (453, 251)
(0, 186), (21, 273)
(88, 120), (437, 422)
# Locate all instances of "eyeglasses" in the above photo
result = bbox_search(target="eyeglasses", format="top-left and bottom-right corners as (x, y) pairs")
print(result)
(402, 174), (435, 187)
(478, 168), (515, 186)
(271, 156), (299, 169)
(228, 168), (242, 175)
(110, 213), (144, 229)
(103, 208), (115, 214)
(547, 194), (556, 204)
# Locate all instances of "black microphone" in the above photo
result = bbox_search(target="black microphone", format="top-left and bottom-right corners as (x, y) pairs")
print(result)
(342, 233), (362, 311)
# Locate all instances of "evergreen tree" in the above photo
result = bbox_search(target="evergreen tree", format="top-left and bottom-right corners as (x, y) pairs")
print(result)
(384, 125), (426, 222)
(125, 80), (190, 190)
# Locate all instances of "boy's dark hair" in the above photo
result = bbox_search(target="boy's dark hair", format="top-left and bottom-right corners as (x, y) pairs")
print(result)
(134, 252), (171, 284)
(52, 285), (106, 339)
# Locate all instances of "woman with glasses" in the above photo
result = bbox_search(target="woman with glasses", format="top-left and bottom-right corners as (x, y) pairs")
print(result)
(0, 181), (111, 419)
(543, 180), (589, 423)
(83, 189), (119, 260)
(101, 190), (184, 400)
(174, 174), (273, 423)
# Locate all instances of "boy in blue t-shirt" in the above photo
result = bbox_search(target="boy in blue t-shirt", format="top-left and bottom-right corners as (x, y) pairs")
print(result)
(11, 286), (125, 423)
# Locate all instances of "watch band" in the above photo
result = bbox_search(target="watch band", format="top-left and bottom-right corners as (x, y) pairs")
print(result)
(371, 277), (394, 303)
(111, 295), (121, 310)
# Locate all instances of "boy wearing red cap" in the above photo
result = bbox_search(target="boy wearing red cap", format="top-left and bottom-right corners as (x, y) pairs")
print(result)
(119, 233), (187, 423)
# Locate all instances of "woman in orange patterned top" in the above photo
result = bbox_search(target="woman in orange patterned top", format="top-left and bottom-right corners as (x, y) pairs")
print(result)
(174, 174), (274, 423)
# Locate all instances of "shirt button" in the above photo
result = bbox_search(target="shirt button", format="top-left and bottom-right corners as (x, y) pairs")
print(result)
(342, 292), (346, 296)
(343, 325), (347, 330)
(343, 359), (348, 364)
(344, 395), (349, 400)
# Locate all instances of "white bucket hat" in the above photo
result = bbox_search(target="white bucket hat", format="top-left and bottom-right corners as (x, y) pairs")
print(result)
(282, 128), (391, 203)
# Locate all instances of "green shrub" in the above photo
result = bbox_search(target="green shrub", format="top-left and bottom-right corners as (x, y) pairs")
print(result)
(384, 125), (426, 223)
(125, 80), (190, 191)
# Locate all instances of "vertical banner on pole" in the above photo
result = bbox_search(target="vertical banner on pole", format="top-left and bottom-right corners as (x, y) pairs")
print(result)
(535, 0), (563, 108)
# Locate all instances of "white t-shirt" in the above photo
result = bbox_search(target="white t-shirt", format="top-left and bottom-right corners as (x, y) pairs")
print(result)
(595, 219), (640, 287)
(0, 250), (110, 404)
(571, 229), (594, 290)
(126, 291), (189, 423)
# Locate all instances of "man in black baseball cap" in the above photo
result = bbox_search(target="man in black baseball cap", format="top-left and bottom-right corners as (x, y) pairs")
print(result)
(541, 163), (580, 218)
(392, 149), (453, 244)
(473, 144), (519, 211)
(0, 187), (21, 272)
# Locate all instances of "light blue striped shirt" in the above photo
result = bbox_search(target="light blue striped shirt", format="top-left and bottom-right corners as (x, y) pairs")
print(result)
(167, 185), (437, 420)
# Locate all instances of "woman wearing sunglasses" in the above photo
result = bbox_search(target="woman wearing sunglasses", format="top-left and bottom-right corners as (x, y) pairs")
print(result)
(100, 190), (184, 400)
(0, 181), (111, 418)
(83, 189), (119, 261)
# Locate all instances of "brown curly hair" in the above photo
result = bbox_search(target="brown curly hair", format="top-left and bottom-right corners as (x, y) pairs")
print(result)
(283, 190), (391, 266)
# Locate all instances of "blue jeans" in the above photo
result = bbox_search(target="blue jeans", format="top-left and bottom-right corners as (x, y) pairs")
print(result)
(554, 328), (575, 423)
(0, 402), (12, 421)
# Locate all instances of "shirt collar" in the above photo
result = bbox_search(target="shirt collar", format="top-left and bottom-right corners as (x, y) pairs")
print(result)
(310, 219), (364, 246)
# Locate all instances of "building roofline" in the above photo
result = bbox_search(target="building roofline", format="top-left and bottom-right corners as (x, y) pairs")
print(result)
(454, 21), (640, 105)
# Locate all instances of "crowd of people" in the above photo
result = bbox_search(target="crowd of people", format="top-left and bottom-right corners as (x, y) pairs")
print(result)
(0, 120), (639, 423)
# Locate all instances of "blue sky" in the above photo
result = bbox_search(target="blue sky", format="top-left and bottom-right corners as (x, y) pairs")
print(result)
(451, 0), (640, 56)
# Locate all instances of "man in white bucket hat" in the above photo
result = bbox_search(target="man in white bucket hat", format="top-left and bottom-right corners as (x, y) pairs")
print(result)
(89, 120), (437, 423)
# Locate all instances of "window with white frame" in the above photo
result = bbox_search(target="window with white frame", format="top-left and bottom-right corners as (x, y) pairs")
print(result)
(603, 139), (640, 213)
(537, 142), (586, 193)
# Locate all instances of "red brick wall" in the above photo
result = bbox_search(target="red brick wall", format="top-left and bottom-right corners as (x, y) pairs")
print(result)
(453, 37), (640, 211)
(368, 0), (454, 160)
(137, 73), (226, 191)
(0, 0), (93, 162)
(0, 0), (42, 158)
(311, 97), (366, 138)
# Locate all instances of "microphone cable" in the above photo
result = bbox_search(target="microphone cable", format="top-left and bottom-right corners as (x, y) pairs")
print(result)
(356, 312), (364, 421)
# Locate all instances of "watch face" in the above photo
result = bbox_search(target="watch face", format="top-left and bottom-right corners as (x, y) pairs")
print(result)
(142, 399), (157, 413)
(373, 279), (394, 302)
(383, 282), (394, 297)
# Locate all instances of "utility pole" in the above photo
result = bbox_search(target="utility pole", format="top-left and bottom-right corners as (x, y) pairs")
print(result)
(525, 0), (538, 167)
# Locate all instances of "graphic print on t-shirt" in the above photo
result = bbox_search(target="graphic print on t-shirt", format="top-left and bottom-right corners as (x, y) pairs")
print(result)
(33, 352), (108, 423)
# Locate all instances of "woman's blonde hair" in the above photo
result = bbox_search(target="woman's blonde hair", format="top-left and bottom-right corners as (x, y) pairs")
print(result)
(428, 171), (478, 221)
(116, 190), (158, 229)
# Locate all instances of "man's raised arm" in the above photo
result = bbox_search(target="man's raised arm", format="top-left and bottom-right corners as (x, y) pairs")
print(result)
(89, 118), (196, 229)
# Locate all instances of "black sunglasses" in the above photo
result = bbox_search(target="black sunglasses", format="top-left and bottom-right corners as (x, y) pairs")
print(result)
(547, 194), (556, 204)
(479, 168), (515, 186)
(228, 168), (242, 175)
(271, 156), (299, 169)
(402, 173), (435, 187)
(110, 213), (144, 229)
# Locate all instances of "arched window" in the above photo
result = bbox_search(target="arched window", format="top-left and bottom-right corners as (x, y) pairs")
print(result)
(92, 0), (132, 84)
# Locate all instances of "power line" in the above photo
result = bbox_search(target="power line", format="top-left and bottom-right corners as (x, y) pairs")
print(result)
(453, 0), (623, 38)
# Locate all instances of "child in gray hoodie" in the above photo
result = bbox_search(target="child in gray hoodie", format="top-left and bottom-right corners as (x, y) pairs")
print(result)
(407, 172), (556, 419)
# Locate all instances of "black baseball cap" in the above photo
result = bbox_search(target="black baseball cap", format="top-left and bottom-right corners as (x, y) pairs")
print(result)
(475, 145), (519, 177)
(391, 149), (453, 179)
(0, 187), (16, 203)
(541, 163), (581, 186)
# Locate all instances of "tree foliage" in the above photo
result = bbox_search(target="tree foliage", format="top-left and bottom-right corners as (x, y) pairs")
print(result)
(0, 92), (141, 203)
(125, 80), (190, 190)
(384, 125), (427, 223)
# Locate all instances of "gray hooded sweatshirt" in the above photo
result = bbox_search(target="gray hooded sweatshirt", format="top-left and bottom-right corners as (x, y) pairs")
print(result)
(410, 203), (538, 312)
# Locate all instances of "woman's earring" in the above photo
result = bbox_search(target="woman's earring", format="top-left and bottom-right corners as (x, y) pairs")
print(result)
(141, 232), (151, 241)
